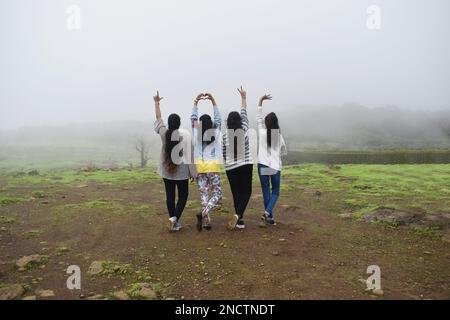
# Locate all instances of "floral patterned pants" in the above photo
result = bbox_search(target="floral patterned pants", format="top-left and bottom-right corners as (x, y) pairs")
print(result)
(197, 173), (222, 216)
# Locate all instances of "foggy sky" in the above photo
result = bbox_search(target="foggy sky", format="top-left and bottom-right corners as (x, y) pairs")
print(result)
(1, 0), (450, 130)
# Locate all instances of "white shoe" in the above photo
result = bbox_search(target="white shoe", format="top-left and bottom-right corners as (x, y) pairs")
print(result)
(173, 222), (182, 231)
(227, 214), (239, 230)
(167, 216), (177, 232)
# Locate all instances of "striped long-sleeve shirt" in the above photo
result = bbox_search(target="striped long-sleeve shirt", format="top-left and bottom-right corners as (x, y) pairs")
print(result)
(222, 108), (253, 171)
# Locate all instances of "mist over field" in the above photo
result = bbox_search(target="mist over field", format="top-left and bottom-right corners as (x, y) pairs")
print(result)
(1, 0), (450, 167)
(0, 104), (449, 169)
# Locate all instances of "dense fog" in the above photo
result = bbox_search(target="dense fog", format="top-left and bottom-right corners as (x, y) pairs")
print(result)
(1, 0), (449, 165)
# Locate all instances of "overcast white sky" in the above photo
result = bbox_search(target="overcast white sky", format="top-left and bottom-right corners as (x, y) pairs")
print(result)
(1, 0), (449, 130)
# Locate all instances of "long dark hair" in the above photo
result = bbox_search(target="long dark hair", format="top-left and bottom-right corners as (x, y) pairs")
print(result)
(227, 111), (243, 161)
(164, 113), (181, 173)
(265, 112), (280, 149)
(199, 114), (215, 148)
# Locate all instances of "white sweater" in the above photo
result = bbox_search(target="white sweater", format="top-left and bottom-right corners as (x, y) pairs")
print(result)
(256, 106), (287, 171)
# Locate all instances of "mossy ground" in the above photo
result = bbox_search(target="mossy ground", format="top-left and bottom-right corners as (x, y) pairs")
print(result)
(0, 164), (449, 299)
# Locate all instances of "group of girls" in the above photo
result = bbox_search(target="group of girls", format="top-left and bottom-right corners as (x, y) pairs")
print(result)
(153, 86), (287, 232)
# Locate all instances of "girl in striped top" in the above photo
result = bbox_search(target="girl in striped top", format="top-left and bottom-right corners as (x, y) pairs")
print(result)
(223, 86), (253, 230)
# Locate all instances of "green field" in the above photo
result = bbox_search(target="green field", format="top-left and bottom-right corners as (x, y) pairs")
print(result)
(2, 163), (449, 220)
(1, 162), (449, 300)
(282, 164), (450, 218)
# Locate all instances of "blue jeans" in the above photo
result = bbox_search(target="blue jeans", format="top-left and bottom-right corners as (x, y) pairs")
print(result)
(257, 164), (281, 217)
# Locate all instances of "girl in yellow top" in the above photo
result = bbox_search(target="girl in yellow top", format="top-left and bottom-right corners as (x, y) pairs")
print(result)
(191, 93), (223, 231)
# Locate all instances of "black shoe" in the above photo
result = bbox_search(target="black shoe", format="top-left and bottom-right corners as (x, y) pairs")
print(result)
(266, 217), (277, 226)
(236, 219), (245, 229)
(196, 213), (203, 232)
(203, 223), (212, 231)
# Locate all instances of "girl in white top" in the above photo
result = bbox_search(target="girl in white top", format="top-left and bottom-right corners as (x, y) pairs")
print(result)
(256, 94), (287, 226)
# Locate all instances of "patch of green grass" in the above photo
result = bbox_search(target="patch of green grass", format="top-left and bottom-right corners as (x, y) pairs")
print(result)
(3, 167), (160, 187)
(100, 261), (133, 277)
(0, 215), (16, 224)
(22, 229), (44, 239)
(353, 205), (379, 219)
(24, 255), (49, 271)
(344, 199), (369, 211)
(280, 183), (294, 192)
(0, 196), (23, 205)
(410, 227), (440, 237)
(56, 245), (70, 255)
(31, 191), (49, 199)
(126, 283), (145, 299)
(374, 220), (400, 229)
(126, 282), (163, 300)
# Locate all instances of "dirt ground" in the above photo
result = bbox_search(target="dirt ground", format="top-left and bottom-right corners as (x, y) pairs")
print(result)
(0, 176), (449, 300)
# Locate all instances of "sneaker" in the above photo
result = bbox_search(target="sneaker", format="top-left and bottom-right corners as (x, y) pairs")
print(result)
(266, 217), (277, 226)
(202, 212), (212, 230)
(173, 221), (182, 231)
(196, 213), (203, 232)
(236, 219), (245, 229)
(227, 214), (239, 230)
(167, 216), (177, 232)
(260, 212), (269, 227)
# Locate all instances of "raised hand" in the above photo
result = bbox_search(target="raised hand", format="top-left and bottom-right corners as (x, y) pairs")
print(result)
(153, 91), (163, 120)
(153, 91), (163, 104)
(204, 93), (217, 107)
(237, 86), (246, 100)
(237, 86), (247, 108)
(194, 93), (206, 106)
(258, 94), (272, 107)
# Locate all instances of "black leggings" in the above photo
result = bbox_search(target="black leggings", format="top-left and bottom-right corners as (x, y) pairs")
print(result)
(163, 178), (189, 220)
(226, 164), (253, 219)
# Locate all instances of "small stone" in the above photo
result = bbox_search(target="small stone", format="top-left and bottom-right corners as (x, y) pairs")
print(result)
(372, 289), (384, 297)
(139, 287), (157, 300)
(16, 254), (43, 269)
(86, 294), (104, 300)
(272, 251), (280, 256)
(36, 289), (55, 298)
(279, 238), (286, 242)
(0, 284), (25, 300)
(112, 290), (129, 300)
(88, 261), (104, 275)
(22, 295), (36, 300)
